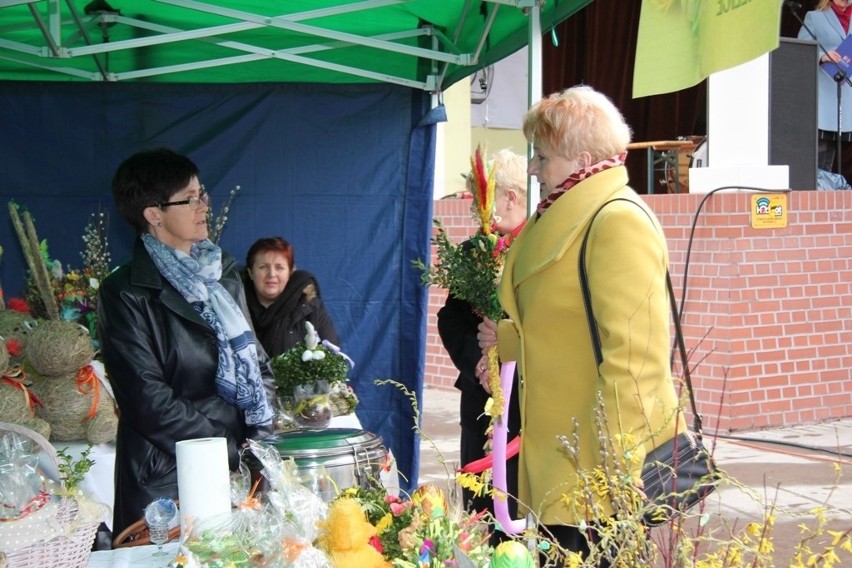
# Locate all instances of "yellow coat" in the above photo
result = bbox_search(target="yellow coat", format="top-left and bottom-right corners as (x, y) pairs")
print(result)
(496, 166), (685, 525)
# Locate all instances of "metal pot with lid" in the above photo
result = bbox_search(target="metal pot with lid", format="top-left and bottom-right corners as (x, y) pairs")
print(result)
(247, 427), (388, 501)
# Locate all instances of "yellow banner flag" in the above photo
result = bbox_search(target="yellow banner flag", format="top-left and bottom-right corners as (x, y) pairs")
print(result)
(633, 0), (782, 98)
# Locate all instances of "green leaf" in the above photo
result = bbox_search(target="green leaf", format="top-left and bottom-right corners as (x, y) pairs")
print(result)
(55, 445), (95, 492)
(270, 343), (349, 399)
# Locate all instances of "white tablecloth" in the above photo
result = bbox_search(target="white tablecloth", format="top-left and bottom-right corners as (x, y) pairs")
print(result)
(88, 542), (179, 567)
(328, 413), (361, 429)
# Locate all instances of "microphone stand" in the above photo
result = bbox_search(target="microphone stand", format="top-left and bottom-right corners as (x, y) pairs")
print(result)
(791, 4), (852, 176)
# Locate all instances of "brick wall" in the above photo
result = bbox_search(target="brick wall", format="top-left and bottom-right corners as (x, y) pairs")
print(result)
(425, 191), (852, 433)
(424, 199), (474, 390)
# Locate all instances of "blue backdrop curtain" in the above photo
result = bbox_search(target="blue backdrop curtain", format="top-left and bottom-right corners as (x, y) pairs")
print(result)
(0, 81), (435, 492)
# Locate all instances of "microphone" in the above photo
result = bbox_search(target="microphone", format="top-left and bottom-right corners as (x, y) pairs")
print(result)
(783, 0), (802, 9)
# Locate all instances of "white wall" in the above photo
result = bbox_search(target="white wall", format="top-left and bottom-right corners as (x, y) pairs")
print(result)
(436, 48), (527, 199)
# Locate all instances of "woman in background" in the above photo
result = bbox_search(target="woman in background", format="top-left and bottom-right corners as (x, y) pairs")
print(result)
(437, 149), (526, 531)
(98, 148), (274, 537)
(244, 236), (339, 357)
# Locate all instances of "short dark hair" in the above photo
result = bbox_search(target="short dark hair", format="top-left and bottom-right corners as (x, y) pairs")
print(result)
(246, 237), (295, 270)
(111, 148), (200, 234)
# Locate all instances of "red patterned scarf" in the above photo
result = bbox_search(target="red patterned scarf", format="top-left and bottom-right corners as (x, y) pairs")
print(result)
(535, 152), (627, 217)
(832, 2), (852, 33)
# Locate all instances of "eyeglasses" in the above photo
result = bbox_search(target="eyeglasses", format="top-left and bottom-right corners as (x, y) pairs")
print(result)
(158, 189), (209, 209)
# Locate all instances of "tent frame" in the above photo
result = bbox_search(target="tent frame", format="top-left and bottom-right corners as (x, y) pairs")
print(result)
(0, 0), (543, 91)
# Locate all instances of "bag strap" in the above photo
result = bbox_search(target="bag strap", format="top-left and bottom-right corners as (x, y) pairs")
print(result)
(578, 198), (703, 434)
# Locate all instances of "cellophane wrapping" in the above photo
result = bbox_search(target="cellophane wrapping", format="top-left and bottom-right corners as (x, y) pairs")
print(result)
(172, 438), (331, 568)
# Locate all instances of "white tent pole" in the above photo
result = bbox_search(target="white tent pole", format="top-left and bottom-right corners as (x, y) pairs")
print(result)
(526, 3), (542, 219)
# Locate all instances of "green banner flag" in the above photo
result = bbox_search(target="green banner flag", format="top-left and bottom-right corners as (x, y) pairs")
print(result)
(633, 0), (782, 98)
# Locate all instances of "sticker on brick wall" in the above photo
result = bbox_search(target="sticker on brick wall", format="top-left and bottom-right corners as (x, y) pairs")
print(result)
(750, 194), (787, 229)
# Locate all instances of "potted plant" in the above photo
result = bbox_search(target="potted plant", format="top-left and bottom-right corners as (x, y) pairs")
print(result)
(269, 322), (355, 429)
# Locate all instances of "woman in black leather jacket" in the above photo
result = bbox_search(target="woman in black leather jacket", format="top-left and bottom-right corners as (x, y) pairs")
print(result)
(243, 236), (339, 357)
(97, 148), (274, 537)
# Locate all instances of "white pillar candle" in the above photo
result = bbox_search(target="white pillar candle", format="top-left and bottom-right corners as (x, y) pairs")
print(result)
(175, 437), (231, 534)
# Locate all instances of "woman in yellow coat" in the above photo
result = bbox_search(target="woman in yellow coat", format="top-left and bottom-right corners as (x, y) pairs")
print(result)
(477, 85), (685, 563)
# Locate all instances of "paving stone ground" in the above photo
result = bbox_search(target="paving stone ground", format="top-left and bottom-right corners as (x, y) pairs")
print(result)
(418, 386), (852, 564)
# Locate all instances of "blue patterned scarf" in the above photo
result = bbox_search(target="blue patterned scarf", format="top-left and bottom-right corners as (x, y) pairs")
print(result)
(142, 234), (273, 427)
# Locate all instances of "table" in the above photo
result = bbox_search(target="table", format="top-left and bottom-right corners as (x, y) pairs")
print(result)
(48, 414), (363, 534)
(626, 139), (697, 194)
(88, 542), (179, 567)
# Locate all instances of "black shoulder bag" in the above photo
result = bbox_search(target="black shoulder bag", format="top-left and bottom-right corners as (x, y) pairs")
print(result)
(579, 198), (718, 525)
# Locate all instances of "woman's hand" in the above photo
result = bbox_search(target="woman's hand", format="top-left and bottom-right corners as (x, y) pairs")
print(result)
(474, 354), (491, 393)
(822, 50), (842, 64)
(477, 317), (498, 351)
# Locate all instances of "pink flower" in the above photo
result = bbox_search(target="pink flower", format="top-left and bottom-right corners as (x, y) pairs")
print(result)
(468, 509), (488, 523)
(457, 533), (471, 551)
(493, 234), (514, 257)
(390, 501), (411, 516)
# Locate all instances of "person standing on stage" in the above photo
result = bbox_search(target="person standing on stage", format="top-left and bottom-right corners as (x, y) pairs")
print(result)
(798, 0), (852, 182)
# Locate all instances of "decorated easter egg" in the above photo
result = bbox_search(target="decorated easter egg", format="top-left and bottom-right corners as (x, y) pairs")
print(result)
(411, 483), (448, 518)
(490, 540), (535, 568)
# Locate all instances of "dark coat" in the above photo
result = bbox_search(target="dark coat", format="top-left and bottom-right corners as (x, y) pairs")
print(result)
(437, 288), (520, 520)
(244, 269), (339, 358)
(97, 238), (274, 536)
(436, 293), (520, 435)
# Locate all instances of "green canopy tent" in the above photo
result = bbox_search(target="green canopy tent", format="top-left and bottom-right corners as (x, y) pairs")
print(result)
(0, 0), (588, 90)
(0, 0), (589, 497)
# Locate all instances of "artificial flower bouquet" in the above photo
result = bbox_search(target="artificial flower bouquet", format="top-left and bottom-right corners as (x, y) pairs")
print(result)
(323, 483), (494, 568)
(51, 267), (101, 342)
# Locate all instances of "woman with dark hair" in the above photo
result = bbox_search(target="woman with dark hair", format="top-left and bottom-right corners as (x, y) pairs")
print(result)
(98, 148), (274, 537)
(244, 236), (339, 357)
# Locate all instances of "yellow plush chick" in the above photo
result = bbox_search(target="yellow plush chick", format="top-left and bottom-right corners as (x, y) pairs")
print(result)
(316, 497), (390, 568)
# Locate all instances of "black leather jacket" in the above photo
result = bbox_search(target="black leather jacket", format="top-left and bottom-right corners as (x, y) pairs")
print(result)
(97, 238), (274, 536)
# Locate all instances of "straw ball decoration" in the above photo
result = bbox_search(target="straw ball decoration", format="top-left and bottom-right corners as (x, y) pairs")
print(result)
(0, 340), (9, 373)
(0, 342), (52, 439)
(85, 389), (118, 445)
(0, 382), (51, 440)
(0, 310), (36, 363)
(22, 417), (52, 441)
(25, 320), (95, 377)
(29, 371), (92, 441)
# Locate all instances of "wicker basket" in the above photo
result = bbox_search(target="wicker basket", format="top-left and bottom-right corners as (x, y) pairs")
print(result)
(0, 421), (101, 568)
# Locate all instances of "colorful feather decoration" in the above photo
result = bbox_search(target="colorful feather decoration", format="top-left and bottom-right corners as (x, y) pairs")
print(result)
(469, 145), (496, 235)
